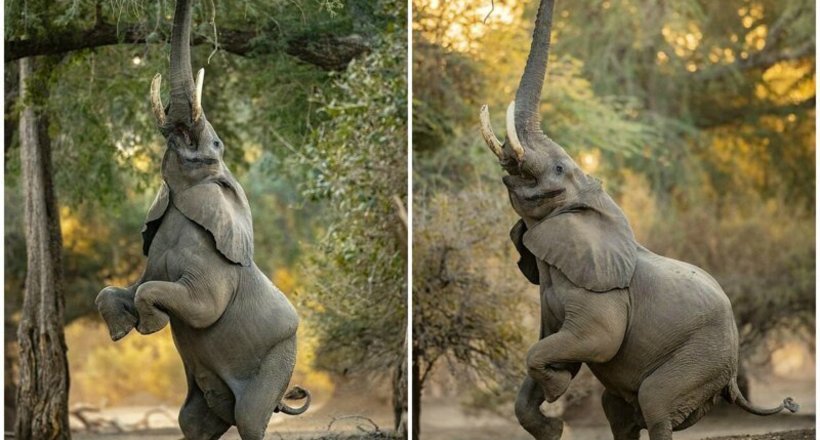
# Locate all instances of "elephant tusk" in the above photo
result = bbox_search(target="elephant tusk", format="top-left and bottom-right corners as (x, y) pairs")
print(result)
(192, 68), (204, 122)
(506, 101), (525, 162)
(150, 73), (165, 126)
(480, 105), (504, 159)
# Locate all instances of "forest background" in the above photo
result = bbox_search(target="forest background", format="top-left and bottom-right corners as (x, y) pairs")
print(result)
(413, 0), (814, 438)
(4, 0), (407, 436)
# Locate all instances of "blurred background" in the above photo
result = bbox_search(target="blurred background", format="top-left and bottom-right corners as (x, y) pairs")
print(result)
(412, 0), (814, 439)
(5, 0), (406, 438)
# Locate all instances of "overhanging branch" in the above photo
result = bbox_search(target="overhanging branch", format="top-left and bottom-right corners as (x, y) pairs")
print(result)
(5, 23), (369, 70)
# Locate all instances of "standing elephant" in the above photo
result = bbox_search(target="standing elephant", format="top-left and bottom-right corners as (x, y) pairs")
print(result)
(95, 1), (309, 438)
(479, 1), (798, 439)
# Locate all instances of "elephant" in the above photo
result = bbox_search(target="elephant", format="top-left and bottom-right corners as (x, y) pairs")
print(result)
(478, 1), (798, 439)
(94, 1), (309, 438)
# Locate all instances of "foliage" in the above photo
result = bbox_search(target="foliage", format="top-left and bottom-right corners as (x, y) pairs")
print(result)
(412, 187), (529, 393)
(3, 0), (391, 206)
(294, 3), (407, 377)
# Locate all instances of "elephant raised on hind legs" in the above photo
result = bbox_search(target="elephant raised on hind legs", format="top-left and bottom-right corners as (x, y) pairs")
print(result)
(479, 1), (798, 439)
(95, 1), (309, 438)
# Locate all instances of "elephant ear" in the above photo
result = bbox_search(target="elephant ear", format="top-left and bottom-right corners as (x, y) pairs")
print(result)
(172, 175), (254, 266)
(510, 219), (540, 285)
(522, 189), (637, 292)
(141, 181), (171, 256)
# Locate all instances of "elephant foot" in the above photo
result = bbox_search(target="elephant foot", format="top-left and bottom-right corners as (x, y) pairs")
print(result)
(96, 287), (138, 341)
(107, 312), (138, 341)
(529, 416), (563, 440)
(136, 308), (170, 334)
(529, 367), (572, 403)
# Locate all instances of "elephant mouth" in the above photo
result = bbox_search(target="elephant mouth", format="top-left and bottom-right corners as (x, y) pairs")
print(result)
(183, 157), (219, 166)
(525, 188), (565, 202)
(180, 156), (219, 169)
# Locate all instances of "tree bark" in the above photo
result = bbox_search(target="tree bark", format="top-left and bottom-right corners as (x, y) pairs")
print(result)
(15, 56), (71, 440)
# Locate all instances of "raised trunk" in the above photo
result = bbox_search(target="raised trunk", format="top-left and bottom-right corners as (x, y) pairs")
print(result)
(167, 0), (195, 123)
(15, 56), (71, 440)
(514, 0), (556, 135)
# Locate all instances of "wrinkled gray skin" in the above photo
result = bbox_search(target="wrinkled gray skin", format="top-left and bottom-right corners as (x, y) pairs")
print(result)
(480, 1), (798, 439)
(95, 1), (309, 439)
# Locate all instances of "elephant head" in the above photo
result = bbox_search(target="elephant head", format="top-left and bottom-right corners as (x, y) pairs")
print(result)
(150, 0), (226, 193)
(143, 0), (253, 267)
(480, 0), (595, 225)
(483, 0), (638, 290)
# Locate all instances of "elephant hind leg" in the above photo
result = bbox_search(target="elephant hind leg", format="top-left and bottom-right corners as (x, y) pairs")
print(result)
(601, 390), (641, 440)
(234, 336), (297, 440)
(515, 376), (563, 440)
(179, 379), (232, 440)
(638, 340), (732, 440)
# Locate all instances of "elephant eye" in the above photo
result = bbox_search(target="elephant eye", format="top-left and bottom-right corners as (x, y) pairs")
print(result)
(213, 140), (221, 148)
(555, 164), (564, 175)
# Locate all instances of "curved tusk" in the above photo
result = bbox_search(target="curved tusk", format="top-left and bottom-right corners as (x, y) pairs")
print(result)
(506, 101), (525, 162)
(150, 73), (165, 126)
(480, 105), (504, 159)
(192, 68), (204, 122)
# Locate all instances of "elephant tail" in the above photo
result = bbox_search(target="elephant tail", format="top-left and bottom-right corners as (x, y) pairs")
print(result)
(275, 385), (311, 416)
(725, 377), (799, 416)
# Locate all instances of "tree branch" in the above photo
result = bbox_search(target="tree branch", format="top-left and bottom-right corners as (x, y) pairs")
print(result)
(696, 40), (815, 82)
(5, 23), (369, 70)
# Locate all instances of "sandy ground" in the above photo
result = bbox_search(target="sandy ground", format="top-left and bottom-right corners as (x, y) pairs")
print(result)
(65, 372), (814, 440)
(420, 375), (815, 440)
(70, 380), (397, 440)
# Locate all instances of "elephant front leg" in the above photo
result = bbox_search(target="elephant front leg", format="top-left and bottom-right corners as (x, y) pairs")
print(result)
(134, 279), (231, 334)
(528, 288), (629, 402)
(96, 286), (139, 341)
(526, 329), (622, 403)
(515, 376), (565, 440)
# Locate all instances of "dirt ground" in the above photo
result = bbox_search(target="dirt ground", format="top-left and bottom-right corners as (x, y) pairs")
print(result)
(70, 380), (398, 440)
(703, 429), (815, 440)
(420, 373), (815, 440)
(66, 370), (814, 440)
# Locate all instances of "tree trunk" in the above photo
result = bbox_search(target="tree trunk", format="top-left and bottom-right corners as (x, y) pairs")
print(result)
(15, 56), (71, 440)
(411, 352), (421, 440)
(392, 336), (408, 439)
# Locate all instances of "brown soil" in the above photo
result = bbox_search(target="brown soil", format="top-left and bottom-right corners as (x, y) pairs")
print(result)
(704, 429), (815, 440)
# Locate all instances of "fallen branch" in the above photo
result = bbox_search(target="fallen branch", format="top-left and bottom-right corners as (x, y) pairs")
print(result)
(327, 415), (381, 433)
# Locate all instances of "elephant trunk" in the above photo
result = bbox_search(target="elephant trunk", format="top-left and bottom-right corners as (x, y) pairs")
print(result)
(513, 0), (556, 139)
(166, 0), (196, 125)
